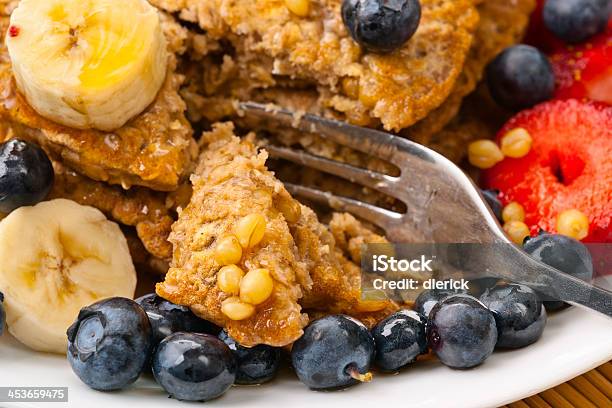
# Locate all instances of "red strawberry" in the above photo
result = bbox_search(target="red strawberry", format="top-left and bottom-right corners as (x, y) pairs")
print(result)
(549, 28), (612, 105)
(482, 100), (612, 243)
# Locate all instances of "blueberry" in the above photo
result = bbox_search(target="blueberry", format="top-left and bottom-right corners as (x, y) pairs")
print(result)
(0, 291), (5, 336)
(218, 329), (281, 385)
(291, 315), (375, 389)
(153, 332), (236, 401)
(481, 189), (503, 223)
(342, 0), (421, 53)
(67, 297), (153, 391)
(0, 139), (54, 213)
(486, 45), (555, 111)
(135, 293), (219, 345)
(427, 295), (497, 369)
(523, 233), (593, 310)
(543, 0), (610, 43)
(414, 286), (467, 318)
(467, 277), (501, 298)
(371, 310), (427, 371)
(480, 283), (547, 348)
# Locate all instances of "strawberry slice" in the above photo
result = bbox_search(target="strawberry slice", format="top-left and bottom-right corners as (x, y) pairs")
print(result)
(482, 100), (612, 243)
(549, 27), (612, 105)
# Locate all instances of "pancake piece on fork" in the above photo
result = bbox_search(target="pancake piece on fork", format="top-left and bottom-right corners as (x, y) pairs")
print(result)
(157, 123), (396, 346)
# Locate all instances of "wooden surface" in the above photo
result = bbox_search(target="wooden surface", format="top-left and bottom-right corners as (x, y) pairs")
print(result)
(500, 362), (612, 407)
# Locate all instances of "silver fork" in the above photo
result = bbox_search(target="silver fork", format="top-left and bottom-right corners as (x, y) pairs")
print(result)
(239, 102), (612, 318)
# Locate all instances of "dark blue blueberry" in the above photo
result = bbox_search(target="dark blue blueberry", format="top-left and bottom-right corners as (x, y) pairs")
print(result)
(426, 295), (497, 369)
(486, 45), (555, 111)
(414, 286), (468, 318)
(291, 315), (375, 389)
(543, 0), (610, 43)
(218, 330), (281, 385)
(481, 189), (503, 223)
(523, 233), (593, 310)
(153, 332), (236, 401)
(67, 297), (153, 391)
(135, 293), (219, 345)
(371, 310), (427, 371)
(467, 277), (501, 298)
(0, 291), (5, 336)
(0, 139), (54, 213)
(342, 0), (421, 53)
(480, 283), (547, 348)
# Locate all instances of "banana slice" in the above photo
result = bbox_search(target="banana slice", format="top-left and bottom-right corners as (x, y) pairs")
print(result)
(5, 0), (168, 131)
(0, 199), (136, 353)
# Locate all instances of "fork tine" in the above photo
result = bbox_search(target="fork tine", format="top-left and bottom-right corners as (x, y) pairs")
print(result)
(284, 183), (402, 229)
(239, 101), (413, 166)
(267, 145), (399, 197)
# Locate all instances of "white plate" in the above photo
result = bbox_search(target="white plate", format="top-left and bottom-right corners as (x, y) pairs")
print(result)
(1, 306), (611, 408)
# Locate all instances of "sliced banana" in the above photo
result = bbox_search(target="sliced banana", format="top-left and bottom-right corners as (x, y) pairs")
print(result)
(5, 0), (168, 131)
(0, 199), (136, 354)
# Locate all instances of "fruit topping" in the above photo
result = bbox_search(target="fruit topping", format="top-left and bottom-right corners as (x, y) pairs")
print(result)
(543, 0), (610, 43)
(523, 233), (594, 310)
(219, 329), (281, 385)
(5, 0), (168, 131)
(8, 25), (19, 37)
(371, 310), (428, 371)
(341, 0), (422, 53)
(0, 199), (136, 353)
(482, 99), (612, 242)
(549, 28), (612, 105)
(67, 297), (153, 391)
(467, 277), (502, 298)
(135, 293), (220, 346)
(413, 287), (468, 318)
(291, 315), (375, 389)
(480, 283), (547, 349)
(525, 0), (566, 52)
(487, 45), (555, 111)
(0, 139), (53, 213)
(426, 295), (497, 369)
(152, 332), (236, 402)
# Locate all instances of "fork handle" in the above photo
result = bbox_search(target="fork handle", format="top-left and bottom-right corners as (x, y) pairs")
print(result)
(495, 245), (612, 318)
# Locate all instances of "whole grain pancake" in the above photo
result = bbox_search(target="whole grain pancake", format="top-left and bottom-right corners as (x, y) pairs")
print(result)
(0, 8), (197, 192)
(403, 0), (536, 146)
(0, 120), (181, 261)
(175, 0), (533, 172)
(151, 0), (479, 131)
